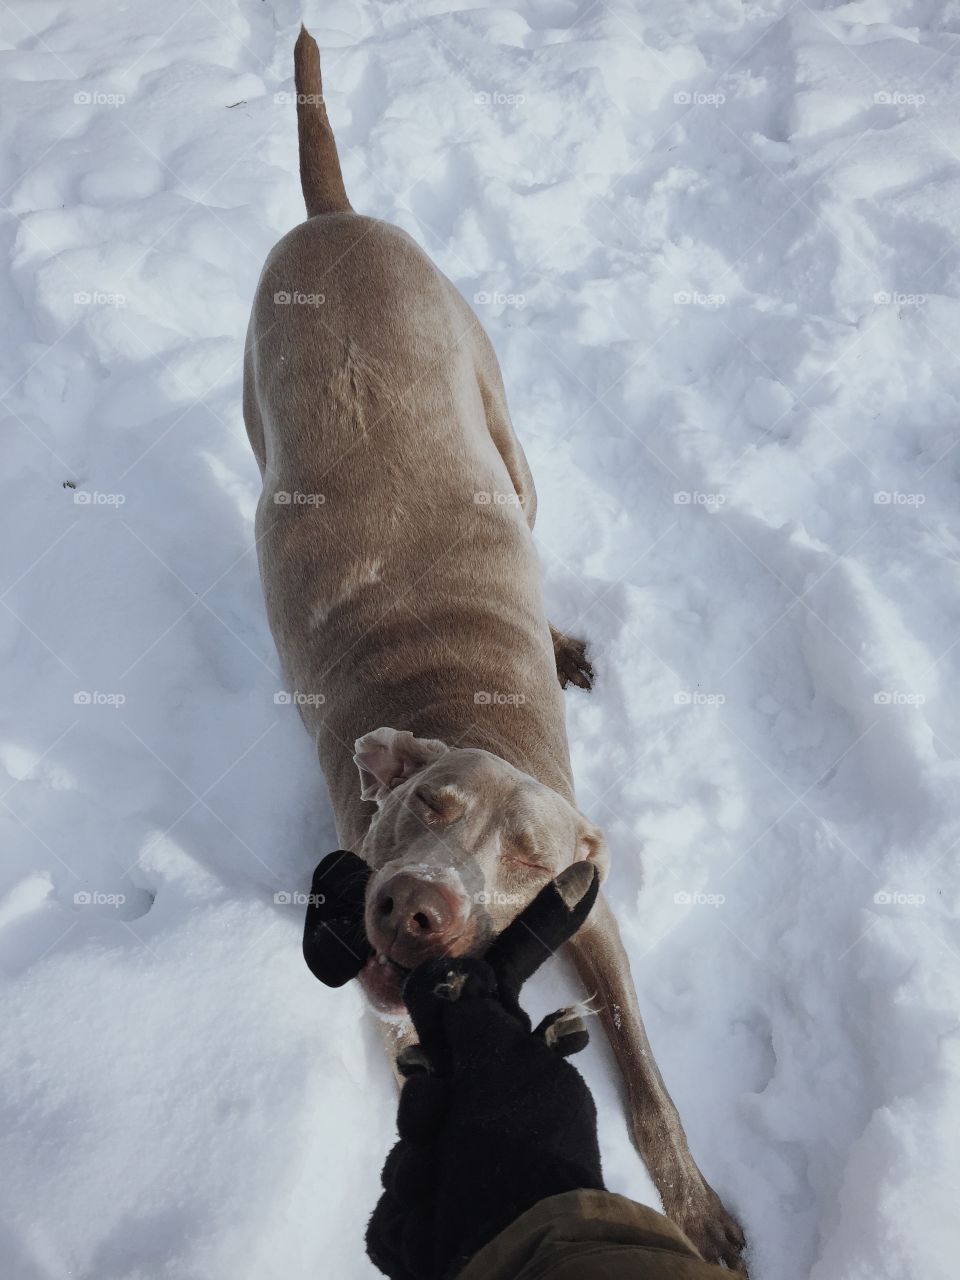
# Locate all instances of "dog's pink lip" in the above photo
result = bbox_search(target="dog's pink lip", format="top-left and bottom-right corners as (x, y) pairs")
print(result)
(358, 933), (472, 1013)
(358, 952), (408, 1013)
(368, 930), (469, 971)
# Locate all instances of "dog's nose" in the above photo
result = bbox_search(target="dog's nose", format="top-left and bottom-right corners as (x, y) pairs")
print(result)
(370, 872), (465, 967)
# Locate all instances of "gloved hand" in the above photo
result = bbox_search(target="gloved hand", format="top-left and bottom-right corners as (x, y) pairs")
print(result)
(301, 848), (372, 986)
(365, 862), (605, 1280)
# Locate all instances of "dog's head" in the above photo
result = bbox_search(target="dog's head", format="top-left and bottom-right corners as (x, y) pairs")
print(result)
(353, 727), (608, 1014)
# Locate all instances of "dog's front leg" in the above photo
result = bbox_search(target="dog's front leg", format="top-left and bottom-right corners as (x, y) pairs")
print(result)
(376, 1014), (420, 1086)
(564, 891), (748, 1274)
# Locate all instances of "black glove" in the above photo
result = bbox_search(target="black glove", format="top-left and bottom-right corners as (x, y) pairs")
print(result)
(366, 862), (605, 1280)
(301, 849), (372, 987)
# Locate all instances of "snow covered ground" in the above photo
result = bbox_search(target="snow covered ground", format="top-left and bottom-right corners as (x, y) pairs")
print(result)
(3, 0), (960, 1275)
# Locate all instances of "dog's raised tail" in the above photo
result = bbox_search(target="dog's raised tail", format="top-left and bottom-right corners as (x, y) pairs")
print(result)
(294, 25), (352, 216)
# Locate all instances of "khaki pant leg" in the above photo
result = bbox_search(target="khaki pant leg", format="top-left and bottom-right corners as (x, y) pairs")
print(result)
(457, 1190), (733, 1280)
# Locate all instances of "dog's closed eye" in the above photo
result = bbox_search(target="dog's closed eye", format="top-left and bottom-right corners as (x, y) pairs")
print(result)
(414, 787), (466, 824)
(503, 830), (549, 872)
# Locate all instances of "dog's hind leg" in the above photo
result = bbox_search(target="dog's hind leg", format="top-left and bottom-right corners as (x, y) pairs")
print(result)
(549, 625), (595, 691)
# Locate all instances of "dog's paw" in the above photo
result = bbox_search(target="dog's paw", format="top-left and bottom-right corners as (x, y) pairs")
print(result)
(550, 628), (595, 691)
(664, 1179), (748, 1275)
(535, 1006), (590, 1057)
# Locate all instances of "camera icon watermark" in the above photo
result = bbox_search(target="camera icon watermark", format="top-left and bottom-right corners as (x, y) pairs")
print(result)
(474, 90), (526, 107)
(874, 90), (924, 107)
(873, 490), (925, 506)
(873, 889), (925, 906)
(73, 490), (126, 506)
(74, 290), (126, 307)
(273, 290), (325, 307)
(873, 291), (925, 308)
(73, 691), (126, 708)
(274, 490), (326, 505)
(74, 890), (126, 907)
(674, 90), (726, 108)
(873, 690), (925, 707)
(73, 90), (126, 108)
(473, 290), (526, 309)
(673, 290), (725, 308)
(274, 91), (325, 106)
(274, 890), (326, 906)
(274, 690), (326, 707)
(673, 490), (725, 509)
(674, 691), (725, 707)
(673, 890), (725, 907)
(473, 491), (522, 506)
(474, 890), (523, 906)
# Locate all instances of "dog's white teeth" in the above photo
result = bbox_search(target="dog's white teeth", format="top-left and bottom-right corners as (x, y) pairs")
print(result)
(377, 953), (388, 966)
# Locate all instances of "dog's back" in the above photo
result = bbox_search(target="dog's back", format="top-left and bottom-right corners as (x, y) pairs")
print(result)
(242, 32), (571, 848)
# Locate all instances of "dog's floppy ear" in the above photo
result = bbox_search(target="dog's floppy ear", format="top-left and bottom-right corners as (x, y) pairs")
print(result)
(353, 727), (449, 803)
(576, 816), (610, 881)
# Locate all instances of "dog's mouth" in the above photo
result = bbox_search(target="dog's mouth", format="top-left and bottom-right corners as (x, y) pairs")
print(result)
(358, 940), (476, 1015)
(358, 951), (412, 1014)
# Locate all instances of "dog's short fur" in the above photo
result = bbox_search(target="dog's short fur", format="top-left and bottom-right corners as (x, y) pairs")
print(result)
(241, 27), (746, 1272)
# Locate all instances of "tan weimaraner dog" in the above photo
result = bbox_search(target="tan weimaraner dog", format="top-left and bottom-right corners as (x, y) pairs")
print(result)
(242, 26), (746, 1273)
